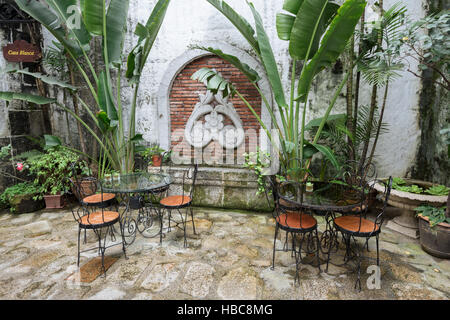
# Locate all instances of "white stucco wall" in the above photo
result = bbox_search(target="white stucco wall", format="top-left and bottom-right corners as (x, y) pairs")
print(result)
(3, 0), (425, 178)
(125, 0), (425, 178)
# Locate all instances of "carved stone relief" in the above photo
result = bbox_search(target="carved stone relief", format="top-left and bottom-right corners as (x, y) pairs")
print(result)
(184, 87), (244, 149)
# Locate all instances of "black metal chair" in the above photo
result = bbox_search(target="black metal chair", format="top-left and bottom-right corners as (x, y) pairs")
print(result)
(268, 178), (321, 284)
(326, 176), (393, 291)
(69, 163), (117, 209)
(339, 160), (378, 218)
(159, 163), (198, 248)
(71, 181), (127, 277)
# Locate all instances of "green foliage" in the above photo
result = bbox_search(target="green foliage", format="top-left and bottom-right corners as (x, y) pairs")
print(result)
(0, 182), (41, 212)
(139, 144), (166, 160)
(425, 185), (450, 196)
(197, 0), (366, 182)
(391, 177), (449, 195)
(414, 205), (450, 227)
(386, 9), (450, 90)
(243, 149), (271, 195)
(0, 144), (11, 161)
(357, 2), (407, 87)
(25, 148), (81, 198)
(4, 0), (172, 177)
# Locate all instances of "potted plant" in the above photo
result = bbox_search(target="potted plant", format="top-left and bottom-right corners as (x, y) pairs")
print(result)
(140, 144), (166, 168)
(0, 182), (44, 214)
(414, 204), (450, 259)
(373, 177), (449, 238)
(26, 147), (80, 209)
(69, 160), (97, 201)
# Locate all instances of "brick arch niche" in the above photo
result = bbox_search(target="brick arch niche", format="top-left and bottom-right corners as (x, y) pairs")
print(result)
(169, 55), (262, 166)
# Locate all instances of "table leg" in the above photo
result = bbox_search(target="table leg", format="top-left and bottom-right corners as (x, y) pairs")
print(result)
(118, 193), (137, 246)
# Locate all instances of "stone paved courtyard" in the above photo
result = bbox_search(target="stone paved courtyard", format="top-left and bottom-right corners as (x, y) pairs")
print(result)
(0, 205), (448, 300)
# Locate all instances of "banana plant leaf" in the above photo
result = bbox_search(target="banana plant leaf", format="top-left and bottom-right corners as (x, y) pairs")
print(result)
(206, 0), (259, 55)
(297, 0), (366, 102)
(106, 0), (130, 67)
(96, 110), (111, 133)
(191, 68), (234, 97)
(305, 113), (346, 130)
(83, 0), (104, 35)
(15, 0), (83, 57)
(304, 142), (340, 170)
(44, 134), (62, 148)
(126, 0), (170, 78)
(0, 91), (56, 105)
(288, 0), (339, 60)
(46, 0), (91, 49)
(2, 67), (77, 91)
(248, 2), (288, 109)
(192, 46), (261, 83)
(97, 70), (118, 120)
(282, 0), (305, 15)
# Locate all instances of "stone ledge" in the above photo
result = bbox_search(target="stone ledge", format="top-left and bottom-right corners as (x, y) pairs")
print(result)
(148, 166), (272, 211)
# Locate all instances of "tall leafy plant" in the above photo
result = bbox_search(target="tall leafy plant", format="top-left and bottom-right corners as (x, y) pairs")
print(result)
(192, 0), (366, 181)
(0, 0), (171, 176)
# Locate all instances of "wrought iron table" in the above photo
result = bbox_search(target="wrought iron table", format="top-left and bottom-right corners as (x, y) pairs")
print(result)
(100, 172), (172, 246)
(278, 181), (367, 254)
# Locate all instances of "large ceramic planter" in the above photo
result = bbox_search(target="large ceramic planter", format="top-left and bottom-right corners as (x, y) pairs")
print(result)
(9, 193), (44, 214)
(43, 194), (65, 209)
(373, 179), (448, 238)
(417, 214), (450, 259)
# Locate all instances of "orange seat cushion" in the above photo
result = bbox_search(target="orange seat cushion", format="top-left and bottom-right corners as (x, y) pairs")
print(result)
(79, 211), (119, 226)
(83, 193), (115, 204)
(334, 215), (379, 234)
(160, 195), (192, 207)
(276, 211), (317, 230)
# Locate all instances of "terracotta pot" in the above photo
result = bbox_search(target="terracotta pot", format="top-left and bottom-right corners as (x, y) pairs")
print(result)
(152, 155), (162, 167)
(417, 214), (450, 259)
(43, 194), (65, 209)
(70, 178), (96, 200)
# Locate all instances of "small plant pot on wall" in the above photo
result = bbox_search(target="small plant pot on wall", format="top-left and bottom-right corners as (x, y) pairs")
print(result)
(43, 194), (65, 209)
(417, 214), (450, 259)
(152, 155), (162, 167)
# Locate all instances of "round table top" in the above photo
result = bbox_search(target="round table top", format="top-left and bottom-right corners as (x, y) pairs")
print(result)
(278, 181), (365, 213)
(100, 172), (171, 194)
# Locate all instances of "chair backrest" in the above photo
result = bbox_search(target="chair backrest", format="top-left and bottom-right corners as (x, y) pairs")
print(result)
(340, 160), (377, 190)
(351, 176), (392, 236)
(68, 162), (98, 201)
(263, 175), (279, 211)
(179, 163), (198, 201)
(373, 176), (393, 228)
(272, 180), (313, 230)
(71, 178), (109, 225)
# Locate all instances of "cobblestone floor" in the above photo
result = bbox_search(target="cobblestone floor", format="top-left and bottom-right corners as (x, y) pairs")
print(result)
(0, 205), (448, 300)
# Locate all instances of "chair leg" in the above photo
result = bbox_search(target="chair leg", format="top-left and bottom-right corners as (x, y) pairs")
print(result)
(190, 207), (196, 235)
(179, 209), (188, 248)
(159, 207), (165, 245)
(118, 219), (127, 260)
(376, 234), (380, 266)
(315, 229), (322, 273)
(271, 224), (279, 270)
(354, 244), (362, 292)
(77, 227), (81, 267)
